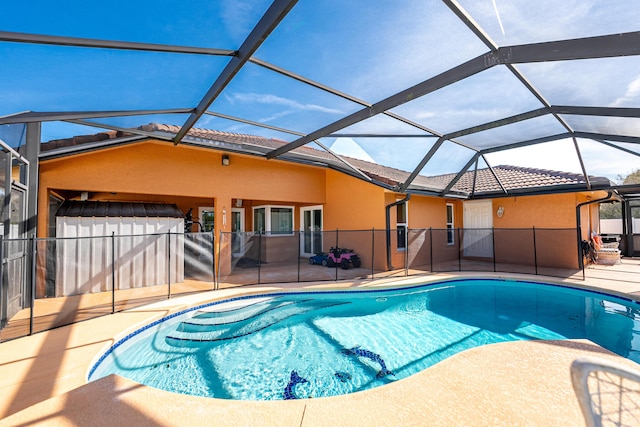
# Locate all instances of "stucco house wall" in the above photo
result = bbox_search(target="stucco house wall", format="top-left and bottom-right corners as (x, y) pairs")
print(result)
(38, 140), (327, 236)
(38, 138), (600, 273)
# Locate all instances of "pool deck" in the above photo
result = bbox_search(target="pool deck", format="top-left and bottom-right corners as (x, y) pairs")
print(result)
(2, 262), (640, 426)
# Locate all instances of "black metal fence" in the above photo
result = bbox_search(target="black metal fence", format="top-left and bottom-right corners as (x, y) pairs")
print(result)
(0, 231), (216, 341)
(217, 227), (582, 285)
(0, 227), (588, 342)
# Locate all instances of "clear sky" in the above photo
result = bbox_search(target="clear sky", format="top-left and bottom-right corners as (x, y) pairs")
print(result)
(1, 0), (639, 182)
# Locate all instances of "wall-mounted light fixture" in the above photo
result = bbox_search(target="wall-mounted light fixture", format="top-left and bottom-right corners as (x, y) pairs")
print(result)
(496, 206), (505, 218)
(222, 154), (230, 166)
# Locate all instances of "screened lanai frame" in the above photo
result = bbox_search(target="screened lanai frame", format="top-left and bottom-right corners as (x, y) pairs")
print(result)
(1, 0), (640, 200)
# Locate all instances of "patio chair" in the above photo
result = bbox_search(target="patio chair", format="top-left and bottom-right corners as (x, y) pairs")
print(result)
(570, 356), (640, 426)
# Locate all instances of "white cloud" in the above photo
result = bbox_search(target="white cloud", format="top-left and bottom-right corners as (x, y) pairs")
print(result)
(257, 109), (296, 124)
(610, 75), (640, 107)
(485, 139), (582, 173)
(219, 1), (267, 45)
(229, 93), (345, 115)
(483, 137), (640, 182)
(341, 1), (488, 101)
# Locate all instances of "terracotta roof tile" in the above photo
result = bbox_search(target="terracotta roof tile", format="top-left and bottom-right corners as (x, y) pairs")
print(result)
(440, 165), (593, 193)
(41, 123), (610, 194)
(42, 130), (122, 150)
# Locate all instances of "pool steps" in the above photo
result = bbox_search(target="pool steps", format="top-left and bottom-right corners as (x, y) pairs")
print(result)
(165, 300), (350, 345)
(183, 298), (297, 327)
(192, 297), (279, 318)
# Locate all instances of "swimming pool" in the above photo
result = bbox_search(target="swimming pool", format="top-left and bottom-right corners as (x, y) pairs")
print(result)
(89, 278), (640, 400)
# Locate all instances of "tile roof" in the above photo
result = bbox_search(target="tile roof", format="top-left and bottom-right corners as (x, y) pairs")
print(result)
(432, 165), (601, 194)
(42, 130), (123, 150)
(41, 123), (611, 196)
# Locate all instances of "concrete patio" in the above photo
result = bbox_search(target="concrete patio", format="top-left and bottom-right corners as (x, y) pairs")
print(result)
(1, 260), (639, 426)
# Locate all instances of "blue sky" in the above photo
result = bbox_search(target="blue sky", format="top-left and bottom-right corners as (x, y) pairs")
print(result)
(1, 0), (639, 182)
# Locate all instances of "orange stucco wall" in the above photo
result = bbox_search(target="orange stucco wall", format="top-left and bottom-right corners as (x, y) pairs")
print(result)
(493, 193), (582, 229)
(38, 140), (327, 237)
(323, 170), (385, 230)
(485, 192), (607, 269)
(491, 192), (606, 239)
(404, 196), (462, 229)
(322, 174), (466, 269)
(37, 139), (603, 272)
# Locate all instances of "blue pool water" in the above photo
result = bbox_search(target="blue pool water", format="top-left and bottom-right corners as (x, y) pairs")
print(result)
(89, 279), (640, 400)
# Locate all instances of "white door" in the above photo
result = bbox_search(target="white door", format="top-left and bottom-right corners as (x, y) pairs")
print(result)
(300, 206), (323, 257)
(463, 200), (493, 257)
(231, 208), (245, 256)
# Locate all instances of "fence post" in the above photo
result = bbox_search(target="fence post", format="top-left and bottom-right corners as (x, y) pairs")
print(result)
(111, 232), (115, 314)
(335, 229), (339, 281)
(216, 231), (222, 290)
(212, 229), (216, 289)
(297, 231), (301, 283)
(577, 226), (585, 281)
(457, 228), (462, 271)
(429, 227), (433, 272)
(371, 228), (375, 279)
(492, 227), (496, 272)
(167, 230), (171, 299)
(0, 235), (3, 329)
(29, 234), (36, 336)
(532, 226), (538, 275)
(404, 228), (409, 277)
(258, 232), (262, 285)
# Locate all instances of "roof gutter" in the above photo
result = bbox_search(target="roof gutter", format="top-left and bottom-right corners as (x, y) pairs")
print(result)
(386, 194), (411, 270)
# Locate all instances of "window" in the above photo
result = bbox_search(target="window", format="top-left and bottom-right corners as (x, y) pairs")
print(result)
(253, 205), (294, 235)
(270, 207), (292, 234)
(198, 207), (214, 232)
(396, 201), (407, 250)
(446, 203), (454, 245)
(254, 207), (266, 234)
